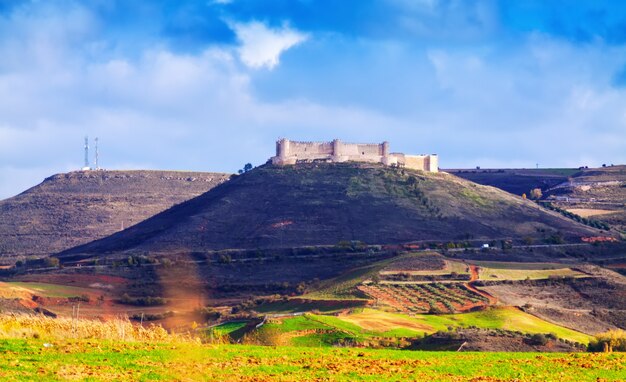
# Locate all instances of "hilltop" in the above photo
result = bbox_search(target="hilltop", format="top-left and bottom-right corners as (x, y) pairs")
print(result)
(59, 163), (600, 259)
(0, 170), (230, 262)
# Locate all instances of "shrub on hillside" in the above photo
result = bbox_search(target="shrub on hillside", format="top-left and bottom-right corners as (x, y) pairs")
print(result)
(242, 327), (287, 346)
(527, 333), (549, 346)
(529, 188), (543, 200)
(119, 293), (167, 306)
(196, 307), (221, 321)
(129, 311), (175, 322)
(588, 329), (626, 352)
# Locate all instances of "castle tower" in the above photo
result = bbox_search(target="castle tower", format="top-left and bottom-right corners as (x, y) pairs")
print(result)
(277, 138), (290, 159)
(428, 154), (439, 172)
(332, 139), (346, 162)
(272, 138), (292, 165)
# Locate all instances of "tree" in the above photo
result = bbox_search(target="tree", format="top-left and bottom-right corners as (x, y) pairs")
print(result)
(529, 188), (542, 200)
(528, 333), (549, 346)
(243, 163), (253, 172)
(44, 257), (60, 268)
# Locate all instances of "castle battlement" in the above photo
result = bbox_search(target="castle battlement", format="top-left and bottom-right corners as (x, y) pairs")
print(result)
(270, 139), (438, 172)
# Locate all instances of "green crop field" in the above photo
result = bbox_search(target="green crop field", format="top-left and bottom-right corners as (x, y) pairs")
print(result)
(2, 282), (96, 298)
(531, 168), (581, 177)
(0, 339), (623, 381)
(251, 307), (592, 346)
(212, 321), (248, 335)
(477, 267), (584, 281)
(380, 260), (469, 276)
(467, 262), (570, 270)
(338, 308), (591, 344)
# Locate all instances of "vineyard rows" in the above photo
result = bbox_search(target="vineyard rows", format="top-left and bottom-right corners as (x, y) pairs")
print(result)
(358, 282), (490, 313)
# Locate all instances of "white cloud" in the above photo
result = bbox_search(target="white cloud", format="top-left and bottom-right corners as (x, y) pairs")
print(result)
(420, 36), (626, 169)
(1, 2), (626, 200)
(232, 21), (308, 69)
(0, 8), (391, 199)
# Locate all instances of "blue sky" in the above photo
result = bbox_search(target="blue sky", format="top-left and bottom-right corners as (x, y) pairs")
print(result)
(1, 0), (625, 199)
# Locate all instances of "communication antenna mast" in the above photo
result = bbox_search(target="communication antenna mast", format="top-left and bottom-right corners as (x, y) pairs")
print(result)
(83, 136), (90, 170)
(94, 137), (99, 170)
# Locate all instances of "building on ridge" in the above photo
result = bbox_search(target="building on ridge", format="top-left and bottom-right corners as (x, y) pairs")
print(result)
(270, 138), (438, 172)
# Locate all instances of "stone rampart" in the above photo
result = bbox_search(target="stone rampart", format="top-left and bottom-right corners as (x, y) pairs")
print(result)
(271, 139), (438, 172)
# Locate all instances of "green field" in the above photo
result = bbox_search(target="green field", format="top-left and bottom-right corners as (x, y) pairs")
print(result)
(211, 321), (247, 335)
(254, 307), (591, 346)
(305, 263), (386, 299)
(477, 267), (583, 281)
(531, 168), (581, 177)
(2, 282), (95, 298)
(0, 339), (623, 381)
(465, 261), (585, 281)
(380, 260), (469, 277)
(468, 261), (572, 270)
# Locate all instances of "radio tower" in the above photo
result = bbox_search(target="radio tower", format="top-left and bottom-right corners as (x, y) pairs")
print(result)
(83, 136), (90, 170)
(94, 137), (99, 170)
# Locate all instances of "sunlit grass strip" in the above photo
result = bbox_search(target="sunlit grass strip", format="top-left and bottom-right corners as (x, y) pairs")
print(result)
(0, 340), (625, 381)
(0, 314), (196, 343)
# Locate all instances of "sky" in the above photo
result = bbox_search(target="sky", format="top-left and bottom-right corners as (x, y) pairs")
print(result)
(1, 0), (626, 199)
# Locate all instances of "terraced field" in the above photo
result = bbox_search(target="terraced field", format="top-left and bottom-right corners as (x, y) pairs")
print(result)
(470, 262), (586, 281)
(224, 307), (592, 346)
(359, 283), (489, 313)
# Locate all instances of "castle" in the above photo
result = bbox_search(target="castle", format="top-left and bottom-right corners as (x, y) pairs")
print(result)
(271, 139), (438, 172)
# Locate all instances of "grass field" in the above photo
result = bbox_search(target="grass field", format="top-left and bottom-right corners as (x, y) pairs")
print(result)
(305, 263), (386, 299)
(252, 307), (592, 346)
(0, 282), (97, 299)
(379, 260), (469, 276)
(531, 168), (581, 177)
(337, 308), (592, 344)
(466, 262), (585, 281)
(478, 267), (583, 281)
(212, 321), (248, 335)
(0, 339), (623, 381)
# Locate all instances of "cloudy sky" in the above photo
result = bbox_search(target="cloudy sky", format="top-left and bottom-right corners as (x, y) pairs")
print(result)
(1, 0), (625, 199)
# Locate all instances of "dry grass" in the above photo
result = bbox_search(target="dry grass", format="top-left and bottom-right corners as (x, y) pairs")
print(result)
(0, 314), (197, 343)
(338, 310), (432, 332)
(566, 208), (617, 218)
(478, 267), (583, 281)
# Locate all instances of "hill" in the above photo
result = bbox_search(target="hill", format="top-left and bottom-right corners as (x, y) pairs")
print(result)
(0, 170), (230, 262)
(447, 165), (626, 235)
(59, 163), (600, 259)
(542, 165), (626, 233)
(445, 168), (575, 196)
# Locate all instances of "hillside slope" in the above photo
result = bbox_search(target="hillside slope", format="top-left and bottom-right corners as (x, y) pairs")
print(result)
(0, 170), (230, 261)
(59, 163), (599, 258)
(545, 166), (626, 226)
(445, 168), (574, 196)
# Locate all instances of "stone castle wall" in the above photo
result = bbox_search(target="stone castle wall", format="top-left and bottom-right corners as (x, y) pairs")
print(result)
(271, 139), (438, 172)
